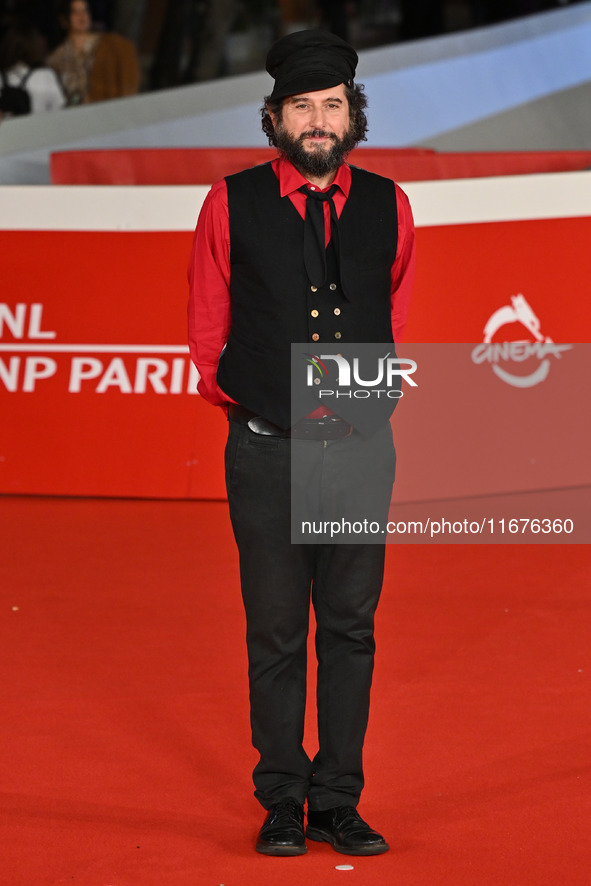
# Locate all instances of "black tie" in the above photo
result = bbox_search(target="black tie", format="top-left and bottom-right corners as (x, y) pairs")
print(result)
(299, 184), (340, 287)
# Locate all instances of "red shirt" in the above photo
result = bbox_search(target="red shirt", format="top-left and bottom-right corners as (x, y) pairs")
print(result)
(188, 155), (416, 407)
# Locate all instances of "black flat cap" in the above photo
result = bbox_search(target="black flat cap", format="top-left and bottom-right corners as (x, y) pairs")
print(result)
(266, 29), (358, 101)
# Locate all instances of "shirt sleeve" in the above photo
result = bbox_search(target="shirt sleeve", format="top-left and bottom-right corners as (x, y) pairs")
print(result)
(391, 183), (416, 343)
(187, 179), (233, 407)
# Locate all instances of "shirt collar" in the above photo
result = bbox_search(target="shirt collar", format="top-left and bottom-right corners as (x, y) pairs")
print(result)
(276, 154), (351, 198)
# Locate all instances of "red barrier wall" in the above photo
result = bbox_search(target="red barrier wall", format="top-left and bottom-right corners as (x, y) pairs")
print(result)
(50, 147), (591, 185)
(1, 231), (226, 499)
(1, 172), (590, 501)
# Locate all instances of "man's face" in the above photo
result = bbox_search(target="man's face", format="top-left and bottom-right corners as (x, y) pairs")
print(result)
(278, 83), (350, 149)
(271, 83), (357, 178)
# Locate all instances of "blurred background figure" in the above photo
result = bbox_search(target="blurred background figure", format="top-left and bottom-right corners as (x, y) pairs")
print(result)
(0, 21), (65, 119)
(149, 0), (250, 90)
(1, 0), (585, 103)
(149, 0), (214, 90)
(111, 0), (148, 48)
(47, 0), (140, 105)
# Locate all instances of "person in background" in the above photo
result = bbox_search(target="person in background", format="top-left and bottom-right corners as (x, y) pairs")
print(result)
(47, 0), (140, 106)
(0, 22), (65, 119)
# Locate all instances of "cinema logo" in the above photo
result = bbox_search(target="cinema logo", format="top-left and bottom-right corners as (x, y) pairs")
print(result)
(304, 351), (417, 399)
(471, 294), (571, 388)
(0, 303), (198, 394)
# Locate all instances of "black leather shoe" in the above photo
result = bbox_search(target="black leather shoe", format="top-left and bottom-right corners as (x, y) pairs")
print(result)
(306, 806), (389, 855)
(256, 797), (307, 856)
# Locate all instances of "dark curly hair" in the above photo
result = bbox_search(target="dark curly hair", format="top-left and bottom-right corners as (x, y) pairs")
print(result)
(260, 82), (369, 147)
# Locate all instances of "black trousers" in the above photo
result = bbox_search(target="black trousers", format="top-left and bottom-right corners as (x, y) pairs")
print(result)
(224, 418), (395, 811)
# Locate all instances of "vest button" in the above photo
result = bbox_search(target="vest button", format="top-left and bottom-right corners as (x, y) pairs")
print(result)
(334, 331), (342, 340)
(329, 283), (337, 291)
(333, 307), (341, 316)
(312, 333), (320, 342)
(311, 285), (318, 292)
(311, 309), (319, 318)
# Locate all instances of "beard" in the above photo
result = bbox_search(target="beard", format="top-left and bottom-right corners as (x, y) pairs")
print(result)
(274, 122), (359, 178)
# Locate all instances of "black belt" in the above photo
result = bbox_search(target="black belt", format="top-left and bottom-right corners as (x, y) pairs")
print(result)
(228, 404), (353, 441)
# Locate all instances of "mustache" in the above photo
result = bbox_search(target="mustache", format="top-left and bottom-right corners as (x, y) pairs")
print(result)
(299, 130), (338, 141)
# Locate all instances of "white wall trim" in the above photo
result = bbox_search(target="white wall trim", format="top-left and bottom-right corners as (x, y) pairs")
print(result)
(0, 171), (590, 232)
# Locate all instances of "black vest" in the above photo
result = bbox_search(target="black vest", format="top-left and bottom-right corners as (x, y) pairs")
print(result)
(217, 161), (398, 428)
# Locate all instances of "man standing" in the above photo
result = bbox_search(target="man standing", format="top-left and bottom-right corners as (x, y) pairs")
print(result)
(188, 30), (415, 856)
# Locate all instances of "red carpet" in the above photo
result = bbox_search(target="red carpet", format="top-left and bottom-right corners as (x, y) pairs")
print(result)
(1, 496), (590, 885)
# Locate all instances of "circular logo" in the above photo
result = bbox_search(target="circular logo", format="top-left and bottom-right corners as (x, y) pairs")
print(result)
(471, 294), (571, 387)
